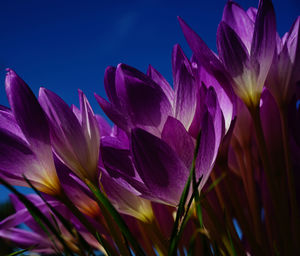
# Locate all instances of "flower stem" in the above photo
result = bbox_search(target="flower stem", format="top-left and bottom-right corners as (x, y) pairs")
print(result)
(249, 105), (291, 254)
(57, 193), (118, 256)
(279, 106), (300, 254)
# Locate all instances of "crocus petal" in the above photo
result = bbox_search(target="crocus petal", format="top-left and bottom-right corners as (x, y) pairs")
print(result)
(4, 70), (58, 193)
(250, 0), (276, 90)
(131, 128), (189, 205)
(111, 125), (130, 147)
(246, 7), (258, 23)
(188, 85), (208, 138)
(205, 87), (225, 158)
(78, 90), (100, 180)
(0, 228), (54, 253)
(0, 128), (59, 194)
(200, 66), (234, 132)
(178, 17), (236, 104)
(5, 69), (50, 148)
(172, 44), (197, 129)
(95, 114), (111, 137)
(104, 66), (120, 107)
(101, 136), (137, 178)
(162, 116), (195, 169)
(100, 135), (151, 196)
(217, 21), (250, 78)
(196, 110), (216, 187)
(0, 128), (34, 176)
(39, 88), (95, 181)
(222, 1), (254, 51)
(95, 94), (130, 132)
(147, 64), (174, 105)
(115, 64), (172, 134)
(192, 87), (224, 186)
(101, 169), (153, 222)
(0, 108), (24, 140)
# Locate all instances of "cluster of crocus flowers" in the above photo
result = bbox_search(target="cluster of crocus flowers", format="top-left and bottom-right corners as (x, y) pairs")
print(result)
(0, 0), (299, 255)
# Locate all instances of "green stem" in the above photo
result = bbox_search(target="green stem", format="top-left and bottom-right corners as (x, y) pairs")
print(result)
(85, 179), (146, 256)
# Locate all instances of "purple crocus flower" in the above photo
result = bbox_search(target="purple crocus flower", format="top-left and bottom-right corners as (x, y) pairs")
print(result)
(179, 0), (276, 109)
(217, 0), (276, 108)
(0, 69), (61, 195)
(97, 45), (229, 206)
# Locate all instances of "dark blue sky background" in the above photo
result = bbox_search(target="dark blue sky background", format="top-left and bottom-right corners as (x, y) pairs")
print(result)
(0, 0), (299, 202)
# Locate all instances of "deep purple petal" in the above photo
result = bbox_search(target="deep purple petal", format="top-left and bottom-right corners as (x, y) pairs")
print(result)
(246, 7), (258, 23)
(222, 1), (254, 51)
(205, 87), (225, 155)
(95, 93), (131, 132)
(131, 128), (189, 205)
(191, 86), (224, 185)
(188, 85), (208, 138)
(217, 21), (250, 78)
(0, 108), (25, 140)
(0, 128), (34, 175)
(196, 111), (216, 187)
(71, 104), (81, 122)
(0, 128), (56, 191)
(115, 64), (172, 133)
(178, 17), (236, 104)
(104, 66), (119, 107)
(199, 67), (234, 132)
(95, 114), (111, 137)
(101, 136), (137, 178)
(111, 125), (129, 147)
(172, 44), (197, 129)
(5, 69), (50, 147)
(250, 0), (276, 87)
(147, 64), (174, 105)
(162, 116), (195, 168)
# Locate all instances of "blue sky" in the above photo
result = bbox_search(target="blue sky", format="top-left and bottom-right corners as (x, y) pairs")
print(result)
(0, 0), (299, 202)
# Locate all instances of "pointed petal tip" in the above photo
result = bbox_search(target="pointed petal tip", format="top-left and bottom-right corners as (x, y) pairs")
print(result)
(105, 65), (116, 72)
(177, 16), (190, 31)
(38, 87), (46, 96)
(5, 69), (18, 89)
(172, 43), (182, 54)
(5, 68), (16, 78)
